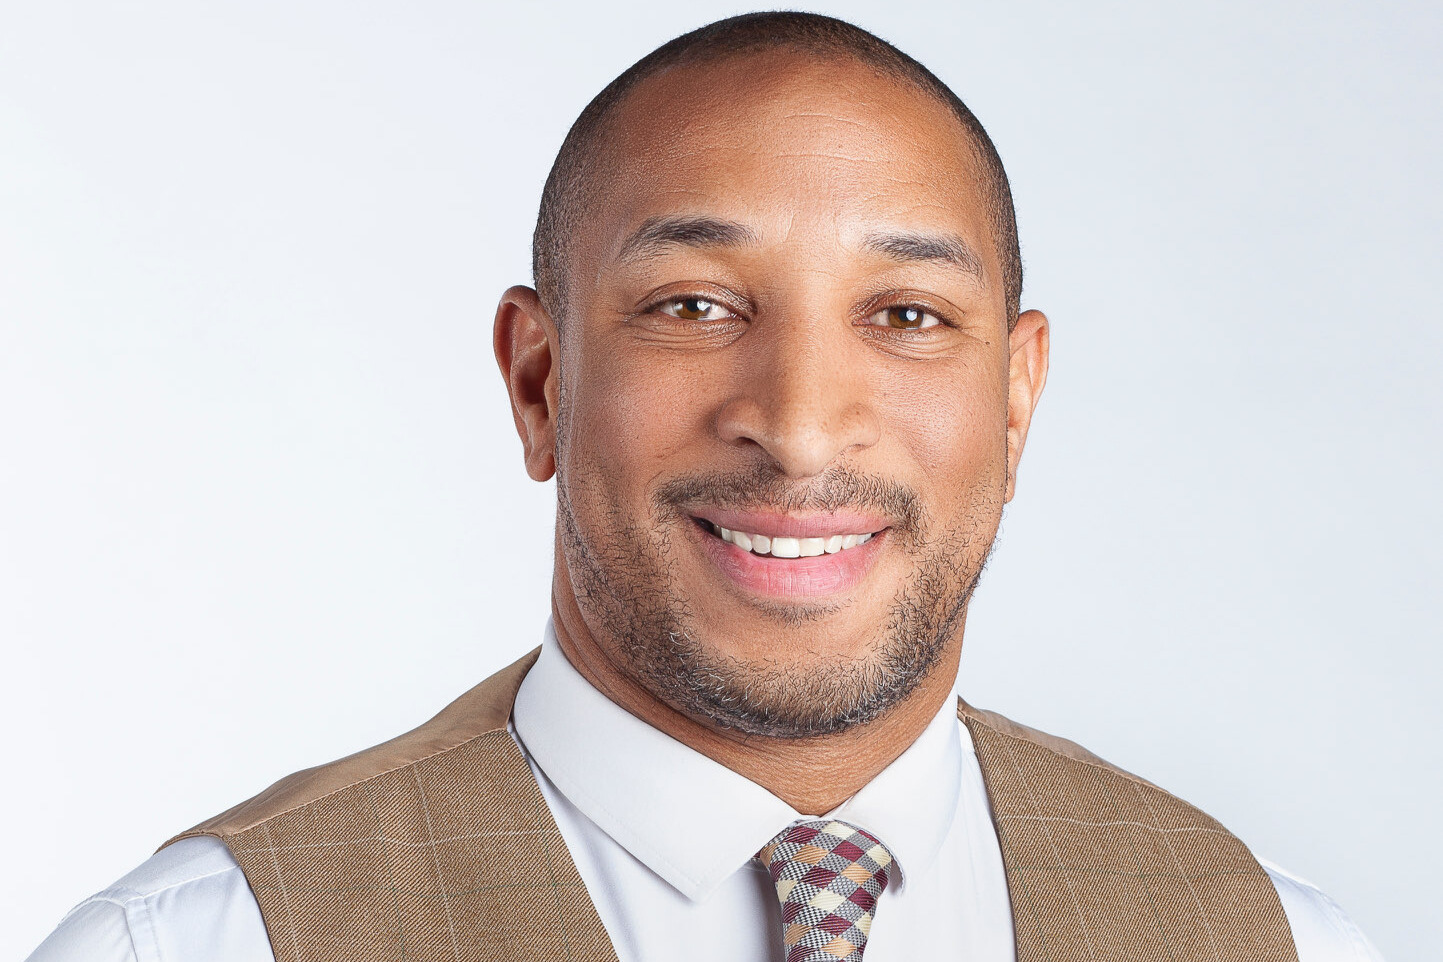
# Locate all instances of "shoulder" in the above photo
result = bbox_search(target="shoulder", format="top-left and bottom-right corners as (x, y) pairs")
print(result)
(957, 699), (1168, 793)
(956, 703), (1384, 961)
(1261, 859), (1385, 962)
(26, 837), (271, 962)
(168, 649), (537, 844)
(29, 653), (545, 962)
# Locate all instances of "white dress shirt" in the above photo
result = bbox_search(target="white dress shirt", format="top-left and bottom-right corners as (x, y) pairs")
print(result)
(28, 624), (1383, 961)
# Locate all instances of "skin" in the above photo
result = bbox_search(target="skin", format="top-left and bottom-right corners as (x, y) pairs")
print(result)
(494, 51), (1049, 815)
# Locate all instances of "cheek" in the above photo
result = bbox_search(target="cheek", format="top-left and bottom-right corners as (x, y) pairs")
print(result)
(874, 362), (1008, 482)
(560, 336), (718, 496)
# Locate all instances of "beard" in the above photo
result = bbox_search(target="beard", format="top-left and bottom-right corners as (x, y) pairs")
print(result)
(556, 460), (1001, 739)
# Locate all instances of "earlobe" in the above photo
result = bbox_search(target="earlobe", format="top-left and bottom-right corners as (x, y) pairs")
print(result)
(492, 286), (560, 482)
(1004, 309), (1050, 503)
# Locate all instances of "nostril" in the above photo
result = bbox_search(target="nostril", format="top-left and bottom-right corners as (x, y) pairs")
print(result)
(715, 393), (881, 479)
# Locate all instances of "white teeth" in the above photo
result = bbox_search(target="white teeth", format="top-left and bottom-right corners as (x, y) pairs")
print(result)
(711, 524), (876, 558)
(770, 536), (801, 558)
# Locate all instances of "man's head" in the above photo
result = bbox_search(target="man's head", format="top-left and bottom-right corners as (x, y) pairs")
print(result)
(495, 12), (1049, 740)
(532, 12), (1023, 330)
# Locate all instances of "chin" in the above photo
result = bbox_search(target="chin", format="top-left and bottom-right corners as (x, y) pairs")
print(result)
(686, 605), (890, 663)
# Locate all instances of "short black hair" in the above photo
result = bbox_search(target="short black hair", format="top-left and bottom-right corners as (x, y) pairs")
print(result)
(532, 11), (1023, 328)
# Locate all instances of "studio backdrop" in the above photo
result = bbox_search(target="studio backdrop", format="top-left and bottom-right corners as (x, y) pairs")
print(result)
(1, 2), (1437, 959)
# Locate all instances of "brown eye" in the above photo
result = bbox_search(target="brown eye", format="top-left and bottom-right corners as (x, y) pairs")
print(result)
(866, 305), (939, 330)
(659, 296), (729, 321)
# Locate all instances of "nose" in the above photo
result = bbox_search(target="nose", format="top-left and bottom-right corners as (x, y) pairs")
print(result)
(715, 323), (881, 478)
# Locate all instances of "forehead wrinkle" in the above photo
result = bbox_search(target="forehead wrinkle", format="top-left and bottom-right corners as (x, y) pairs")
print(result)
(778, 111), (873, 130)
(771, 151), (886, 164)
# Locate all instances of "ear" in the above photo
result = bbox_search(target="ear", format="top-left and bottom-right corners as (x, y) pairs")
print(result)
(1004, 309), (1050, 503)
(493, 285), (560, 482)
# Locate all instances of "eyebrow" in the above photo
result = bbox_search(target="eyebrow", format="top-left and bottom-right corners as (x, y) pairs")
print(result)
(616, 215), (760, 263)
(861, 230), (986, 281)
(614, 216), (986, 284)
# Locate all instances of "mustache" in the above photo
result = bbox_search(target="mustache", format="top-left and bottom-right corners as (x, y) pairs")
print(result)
(653, 464), (927, 538)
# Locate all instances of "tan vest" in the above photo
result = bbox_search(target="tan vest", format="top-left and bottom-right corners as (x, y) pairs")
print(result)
(165, 650), (1298, 961)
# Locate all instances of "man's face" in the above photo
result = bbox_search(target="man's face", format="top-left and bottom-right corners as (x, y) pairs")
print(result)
(520, 53), (1043, 737)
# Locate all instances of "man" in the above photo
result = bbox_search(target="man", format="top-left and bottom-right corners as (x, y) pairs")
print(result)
(30, 12), (1381, 962)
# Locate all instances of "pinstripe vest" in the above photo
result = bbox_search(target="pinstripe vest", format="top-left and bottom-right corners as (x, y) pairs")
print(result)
(164, 650), (1298, 962)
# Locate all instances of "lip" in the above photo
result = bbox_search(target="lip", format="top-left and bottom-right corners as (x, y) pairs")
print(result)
(688, 514), (889, 598)
(690, 508), (889, 540)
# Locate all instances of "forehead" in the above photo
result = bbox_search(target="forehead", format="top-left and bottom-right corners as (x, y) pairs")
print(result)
(579, 51), (997, 277)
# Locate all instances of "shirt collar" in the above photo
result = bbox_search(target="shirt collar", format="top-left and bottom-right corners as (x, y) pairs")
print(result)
(512, 620), (962, 902)
(826, 677), (962, 889)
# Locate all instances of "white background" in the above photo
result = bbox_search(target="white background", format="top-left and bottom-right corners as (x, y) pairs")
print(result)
(2, 1), (1437, 958)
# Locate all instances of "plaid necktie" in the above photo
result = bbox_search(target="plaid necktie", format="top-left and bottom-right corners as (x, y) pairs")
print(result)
(756, 819), (895, 962)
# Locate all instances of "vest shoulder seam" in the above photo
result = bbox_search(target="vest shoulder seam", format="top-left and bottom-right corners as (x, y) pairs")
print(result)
(161, 648), (540, 847)
(170, 728), (516, 846)
(957, 697), (1199, 811)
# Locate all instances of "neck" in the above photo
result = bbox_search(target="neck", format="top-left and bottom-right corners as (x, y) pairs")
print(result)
(549, 587), (964, 816)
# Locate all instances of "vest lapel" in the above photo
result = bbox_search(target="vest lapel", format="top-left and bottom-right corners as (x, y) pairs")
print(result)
(960, 700), (1299, 962)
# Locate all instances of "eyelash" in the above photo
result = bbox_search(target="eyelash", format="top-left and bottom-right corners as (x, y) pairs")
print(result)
(649, 295), (739, 323)
(862, 305), (944, 331)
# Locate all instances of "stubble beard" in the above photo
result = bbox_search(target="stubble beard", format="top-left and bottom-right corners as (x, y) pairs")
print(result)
(555, 456), (1002, 739)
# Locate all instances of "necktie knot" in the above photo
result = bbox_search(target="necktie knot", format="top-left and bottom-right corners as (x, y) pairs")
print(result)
(756, 819), (894, 962)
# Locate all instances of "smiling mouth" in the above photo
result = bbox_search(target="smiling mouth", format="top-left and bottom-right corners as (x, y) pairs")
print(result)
(698, 519), (878, 558)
